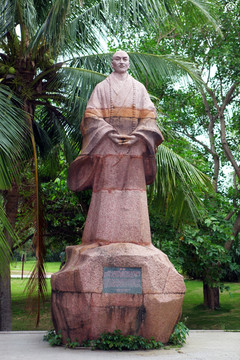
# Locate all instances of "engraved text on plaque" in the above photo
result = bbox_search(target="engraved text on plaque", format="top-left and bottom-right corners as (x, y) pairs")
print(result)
(103, 267), (142, 294)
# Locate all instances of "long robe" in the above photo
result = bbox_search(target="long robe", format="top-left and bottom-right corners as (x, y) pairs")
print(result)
(68, 72), (163, 245)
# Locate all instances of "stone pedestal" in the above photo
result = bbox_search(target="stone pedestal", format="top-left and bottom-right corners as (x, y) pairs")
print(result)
(51, 243), (185, 344)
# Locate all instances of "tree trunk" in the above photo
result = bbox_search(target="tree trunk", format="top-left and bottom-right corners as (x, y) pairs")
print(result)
(0, 267), (12, 330)
(203, 283), (220, 310)
(225, 210), (240, 251)
(0, 183), (19, 331)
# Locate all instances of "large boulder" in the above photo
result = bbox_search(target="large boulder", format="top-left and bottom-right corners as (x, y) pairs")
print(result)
(51, 243), (185, 344)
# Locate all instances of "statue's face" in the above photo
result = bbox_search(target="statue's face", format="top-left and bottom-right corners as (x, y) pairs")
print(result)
(111, 51), (129, 73)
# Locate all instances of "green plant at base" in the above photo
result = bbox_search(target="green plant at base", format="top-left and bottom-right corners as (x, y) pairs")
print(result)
(85, 330), (164, 351)
(65, 338), (81, 349)
(43, 329), (165, 350)
(44, 325), (189, 350)
(169, 322), (189, 346)
(43, 329), (62, 346)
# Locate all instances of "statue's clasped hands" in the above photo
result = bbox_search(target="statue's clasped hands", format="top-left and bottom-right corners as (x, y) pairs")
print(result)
(108, 132), (138, 146)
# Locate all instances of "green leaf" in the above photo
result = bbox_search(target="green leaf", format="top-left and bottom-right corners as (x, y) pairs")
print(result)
(150, 144), (213, 226)
(0, 204), (20, 276)
(0, 86), (29, 189)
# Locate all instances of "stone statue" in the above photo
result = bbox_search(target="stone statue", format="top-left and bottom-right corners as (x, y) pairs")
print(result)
(68, 50), (163, 245)
(52, 51), (185, 345)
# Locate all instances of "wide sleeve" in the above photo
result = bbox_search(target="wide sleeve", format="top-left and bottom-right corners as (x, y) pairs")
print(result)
(68, 83), (116, 191)
(80, 84), (117, 155)
(132, 85), (164, 154)
(133, 118), (163, 154)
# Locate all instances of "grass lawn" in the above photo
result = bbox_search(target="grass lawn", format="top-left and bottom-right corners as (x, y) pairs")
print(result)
(11, 278), (53, 331)
(11, 260), (61, 275)
(182, 280), (240, 330)
(11, 260), (59, 331)
(10, 264), (240, 331)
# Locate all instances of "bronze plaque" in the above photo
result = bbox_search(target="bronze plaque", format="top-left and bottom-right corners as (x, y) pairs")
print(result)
(103, 267), (142, 294)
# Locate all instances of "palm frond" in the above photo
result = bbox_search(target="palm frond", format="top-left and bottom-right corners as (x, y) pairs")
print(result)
(142, 0), (220, 31)
(0, 86), (29, 189)
(16, 0), (38, 38)
(64, 2), (107, 55)
(66, 0), (221, 54)
(0, 204), (20, 276)
(150, 144), (213, 226)
(35, 105), (79, 163)
(180, 0), (221, 32)
(29, 0), (71, 56)
(0, 0), (17, 38)
(63, 66), (106, 109)
(129, 52), (203, 87)
(138, 0), (221, 34)
(32, 0), (52, 23)
(1, 0), (37, 44)
(48, 66), (106, 134)
(28, 0), (221, 58)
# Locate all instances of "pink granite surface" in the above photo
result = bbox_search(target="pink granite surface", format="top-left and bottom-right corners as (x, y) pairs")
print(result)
(51, 243), (185, 344)
(82, 189), (152, 245)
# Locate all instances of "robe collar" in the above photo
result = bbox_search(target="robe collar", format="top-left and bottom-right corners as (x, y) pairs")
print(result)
(107, 72), (131, 94)
(107, 72), (134, 106)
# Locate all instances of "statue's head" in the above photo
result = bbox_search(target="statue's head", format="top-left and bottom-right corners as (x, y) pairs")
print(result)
(111, 50), (129, 74)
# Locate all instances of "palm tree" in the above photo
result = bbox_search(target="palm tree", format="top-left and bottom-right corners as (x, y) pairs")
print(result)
(0, 87), (30, 330)
(0, 0), (218, 330)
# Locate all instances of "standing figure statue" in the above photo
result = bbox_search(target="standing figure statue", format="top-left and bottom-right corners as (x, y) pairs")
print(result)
(53, 51), (185, 345)
(68, 50), (163, 245)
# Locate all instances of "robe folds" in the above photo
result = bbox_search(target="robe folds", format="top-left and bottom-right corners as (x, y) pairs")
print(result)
(68, 72), (163, 245)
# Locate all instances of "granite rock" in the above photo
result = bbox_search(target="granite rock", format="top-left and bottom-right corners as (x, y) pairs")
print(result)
(51, 243), (185, 344)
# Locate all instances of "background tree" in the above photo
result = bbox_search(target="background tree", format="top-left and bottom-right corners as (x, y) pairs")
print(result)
(158, 1), (240, 309)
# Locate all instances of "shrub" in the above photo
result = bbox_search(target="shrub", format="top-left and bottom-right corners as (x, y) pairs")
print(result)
(168, 322), (189, 346)
(44, 324), (189, 350)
